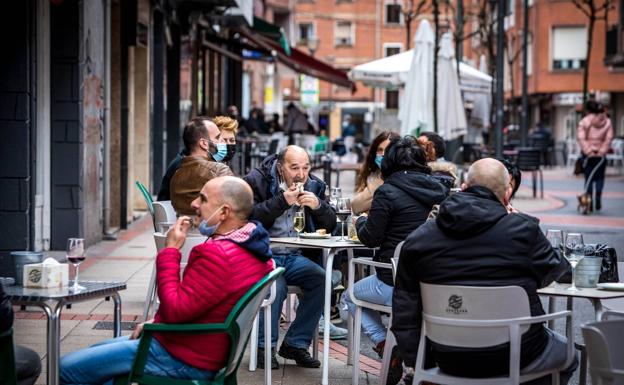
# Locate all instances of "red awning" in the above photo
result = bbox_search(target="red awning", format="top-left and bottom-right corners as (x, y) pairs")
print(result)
(237, 26), (353, 89)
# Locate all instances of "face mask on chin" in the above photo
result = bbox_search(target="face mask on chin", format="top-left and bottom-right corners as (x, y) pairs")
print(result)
(198, 205), (223, 237)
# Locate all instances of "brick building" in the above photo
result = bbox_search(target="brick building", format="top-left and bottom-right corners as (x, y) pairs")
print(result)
(462, 0), (624, 142)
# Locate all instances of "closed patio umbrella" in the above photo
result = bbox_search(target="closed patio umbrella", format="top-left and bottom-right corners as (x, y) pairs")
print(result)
(437, 32), (467, 140)
(398, 20), (434, 137)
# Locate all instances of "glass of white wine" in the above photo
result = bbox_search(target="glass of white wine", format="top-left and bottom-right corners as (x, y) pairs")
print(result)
(565, 232), (585, 292)
(293, 211), (305, 241)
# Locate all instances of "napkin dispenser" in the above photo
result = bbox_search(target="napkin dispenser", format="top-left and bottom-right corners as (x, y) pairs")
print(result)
(23, 258), (69, 288)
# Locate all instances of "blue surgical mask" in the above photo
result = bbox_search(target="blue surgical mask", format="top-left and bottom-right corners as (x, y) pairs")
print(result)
(210, 143), (228, 162)
(198, 205), (223, 237)
(374, 155), (383, 169)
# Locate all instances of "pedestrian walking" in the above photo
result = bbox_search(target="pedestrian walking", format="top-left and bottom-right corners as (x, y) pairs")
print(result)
(577, 100), (613, 214)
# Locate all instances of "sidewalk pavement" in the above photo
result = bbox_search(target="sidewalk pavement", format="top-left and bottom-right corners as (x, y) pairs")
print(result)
(13, 215), (380, 385)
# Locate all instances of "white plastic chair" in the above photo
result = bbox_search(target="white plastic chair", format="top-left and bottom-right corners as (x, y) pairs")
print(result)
(152, 201), (177, 230)
(248, 284), (320, 383)
(607, 138), (624, 174)
(348, 241), (403, 385)
(414, 283), (574, 385)
(142, 232), (207, 321)
(581, 319), (624, 385)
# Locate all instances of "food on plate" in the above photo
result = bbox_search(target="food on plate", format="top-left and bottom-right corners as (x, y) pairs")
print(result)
(316, 229), (327, 235)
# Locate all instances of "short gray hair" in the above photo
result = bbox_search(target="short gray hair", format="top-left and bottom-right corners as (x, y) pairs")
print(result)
(219, 178), (253, 220)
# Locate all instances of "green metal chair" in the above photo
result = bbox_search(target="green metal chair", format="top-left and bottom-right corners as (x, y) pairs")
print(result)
(135, 181), (156, 229)
(116, 267), (285, 385)
(0, 328), (18, 385)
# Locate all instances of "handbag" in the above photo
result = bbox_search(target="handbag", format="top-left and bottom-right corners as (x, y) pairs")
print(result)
(556, 244), (619, 284)
(573, 156), (584, 175)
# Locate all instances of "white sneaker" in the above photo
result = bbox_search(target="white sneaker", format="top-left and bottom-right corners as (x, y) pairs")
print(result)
(319, 317), (348, 340)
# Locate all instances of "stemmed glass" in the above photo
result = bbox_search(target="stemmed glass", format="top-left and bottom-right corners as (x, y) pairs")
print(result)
(564, 233), (585, 292)
(336, 198), (351, 241)
(293, 211), (305, 241)
(67, 238), (86, 292)
(545, 230), (564, 251)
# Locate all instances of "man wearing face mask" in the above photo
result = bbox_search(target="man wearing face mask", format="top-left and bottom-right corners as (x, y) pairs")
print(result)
(169, 117), (233, 215)
(60, 176), (274, 384)
(243, 145), (337, 370)
(212, 116), (238, 164)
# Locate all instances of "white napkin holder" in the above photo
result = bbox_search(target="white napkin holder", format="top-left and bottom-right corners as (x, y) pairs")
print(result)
(23, 258), (69, 288)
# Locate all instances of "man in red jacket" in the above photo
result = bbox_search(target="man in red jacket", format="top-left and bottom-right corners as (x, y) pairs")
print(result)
(60, 176), (274, 384)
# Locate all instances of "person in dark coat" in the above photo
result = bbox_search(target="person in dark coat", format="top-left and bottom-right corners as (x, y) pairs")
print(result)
(392, 158), (577, 384)
(243, 145), (337, 370)
(1, 282), (41, 385)
(344, 136), (448, 385)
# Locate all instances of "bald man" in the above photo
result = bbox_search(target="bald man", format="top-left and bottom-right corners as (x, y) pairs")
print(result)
(392, 158), (576, 384)
(243, 145), (338, 369)
(61, 176), (273, 384)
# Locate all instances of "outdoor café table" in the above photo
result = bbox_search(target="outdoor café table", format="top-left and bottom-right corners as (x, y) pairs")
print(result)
(538, 283), (624, 385)
(5, 280), (126, 385)
(269, 236), (369, 385)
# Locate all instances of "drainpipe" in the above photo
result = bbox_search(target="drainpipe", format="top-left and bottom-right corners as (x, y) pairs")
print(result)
(103, 0), (112, 235)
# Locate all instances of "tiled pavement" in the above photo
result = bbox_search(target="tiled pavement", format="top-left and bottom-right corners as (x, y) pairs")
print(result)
(11, 166), (624, 385)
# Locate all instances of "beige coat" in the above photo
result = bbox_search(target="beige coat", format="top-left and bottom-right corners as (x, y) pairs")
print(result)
(351, 173), (383, 215)
(170, 155), (234, 215)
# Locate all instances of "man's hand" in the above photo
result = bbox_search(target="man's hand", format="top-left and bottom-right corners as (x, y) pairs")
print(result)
(297, 191), (320, 209)
(283, 185), (300, 206)
(130, 319), (153, 340)
(166, 216), (192, 249)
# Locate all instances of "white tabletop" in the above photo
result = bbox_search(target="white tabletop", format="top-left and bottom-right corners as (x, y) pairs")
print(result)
(270, 236), (368, 249)
(538, 283), (624, 300)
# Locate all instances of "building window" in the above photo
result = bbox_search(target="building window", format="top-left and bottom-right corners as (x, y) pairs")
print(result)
(386, 90), (399, 109)
(552, 26), (587, 70)
(385, 3), (402, 24)
(384, 44), (402, 57)
(335, 21), (354, 46)
(298, 23), (314, 44)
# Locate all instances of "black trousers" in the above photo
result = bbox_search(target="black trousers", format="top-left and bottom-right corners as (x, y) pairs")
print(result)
(582, 156), (607, 196)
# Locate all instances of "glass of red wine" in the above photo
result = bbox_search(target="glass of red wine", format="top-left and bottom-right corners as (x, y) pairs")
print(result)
(67, 238), (86, 292)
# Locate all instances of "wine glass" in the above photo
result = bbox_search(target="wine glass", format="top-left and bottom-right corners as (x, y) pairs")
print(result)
(67, 238), (86, 292)
(564, 233), (585, 292)
(336, 198), (351, 241)
(293, 211), (305, 241)
(545, 230), (564, 251)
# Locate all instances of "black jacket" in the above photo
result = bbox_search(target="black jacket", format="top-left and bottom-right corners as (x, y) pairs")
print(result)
(391, 186), (567, 374)
(356, 170), (447, 286)
(243, 154), (336, 235)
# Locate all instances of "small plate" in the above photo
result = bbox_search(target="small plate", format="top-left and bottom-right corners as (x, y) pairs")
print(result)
(300, 233), (332, 239)
(596, 283), (624, 291)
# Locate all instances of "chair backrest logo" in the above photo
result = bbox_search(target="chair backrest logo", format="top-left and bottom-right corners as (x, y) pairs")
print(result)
(446, 294), (467, 314)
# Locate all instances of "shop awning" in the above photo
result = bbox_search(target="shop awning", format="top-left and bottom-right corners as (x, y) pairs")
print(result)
(237, 25), (353, 89)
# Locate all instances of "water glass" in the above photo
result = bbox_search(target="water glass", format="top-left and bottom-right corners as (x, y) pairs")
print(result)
(329, 187), (342, 207)
(545, 230), (564, 251)
(67, 238), (86, 292)
(565, 233), (585, 292)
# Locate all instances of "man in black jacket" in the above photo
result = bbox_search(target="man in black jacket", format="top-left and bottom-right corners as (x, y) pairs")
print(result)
(1, 282), (41, 385)
(392, 158), (577, 384)
(243, 145), (337, 369)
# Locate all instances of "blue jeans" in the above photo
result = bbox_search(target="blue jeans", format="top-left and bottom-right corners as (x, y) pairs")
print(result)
(344, 274), (393, 345)
(258, 253), (325, 349)
(521, 329), (578, 385)
(60, 336), (215, 385)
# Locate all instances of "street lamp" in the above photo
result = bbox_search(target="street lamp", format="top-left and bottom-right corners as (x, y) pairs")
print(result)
(307, 36), (320, 57)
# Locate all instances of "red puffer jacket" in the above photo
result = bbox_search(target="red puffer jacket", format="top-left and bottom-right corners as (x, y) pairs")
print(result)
(154, 238), (273, 371)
